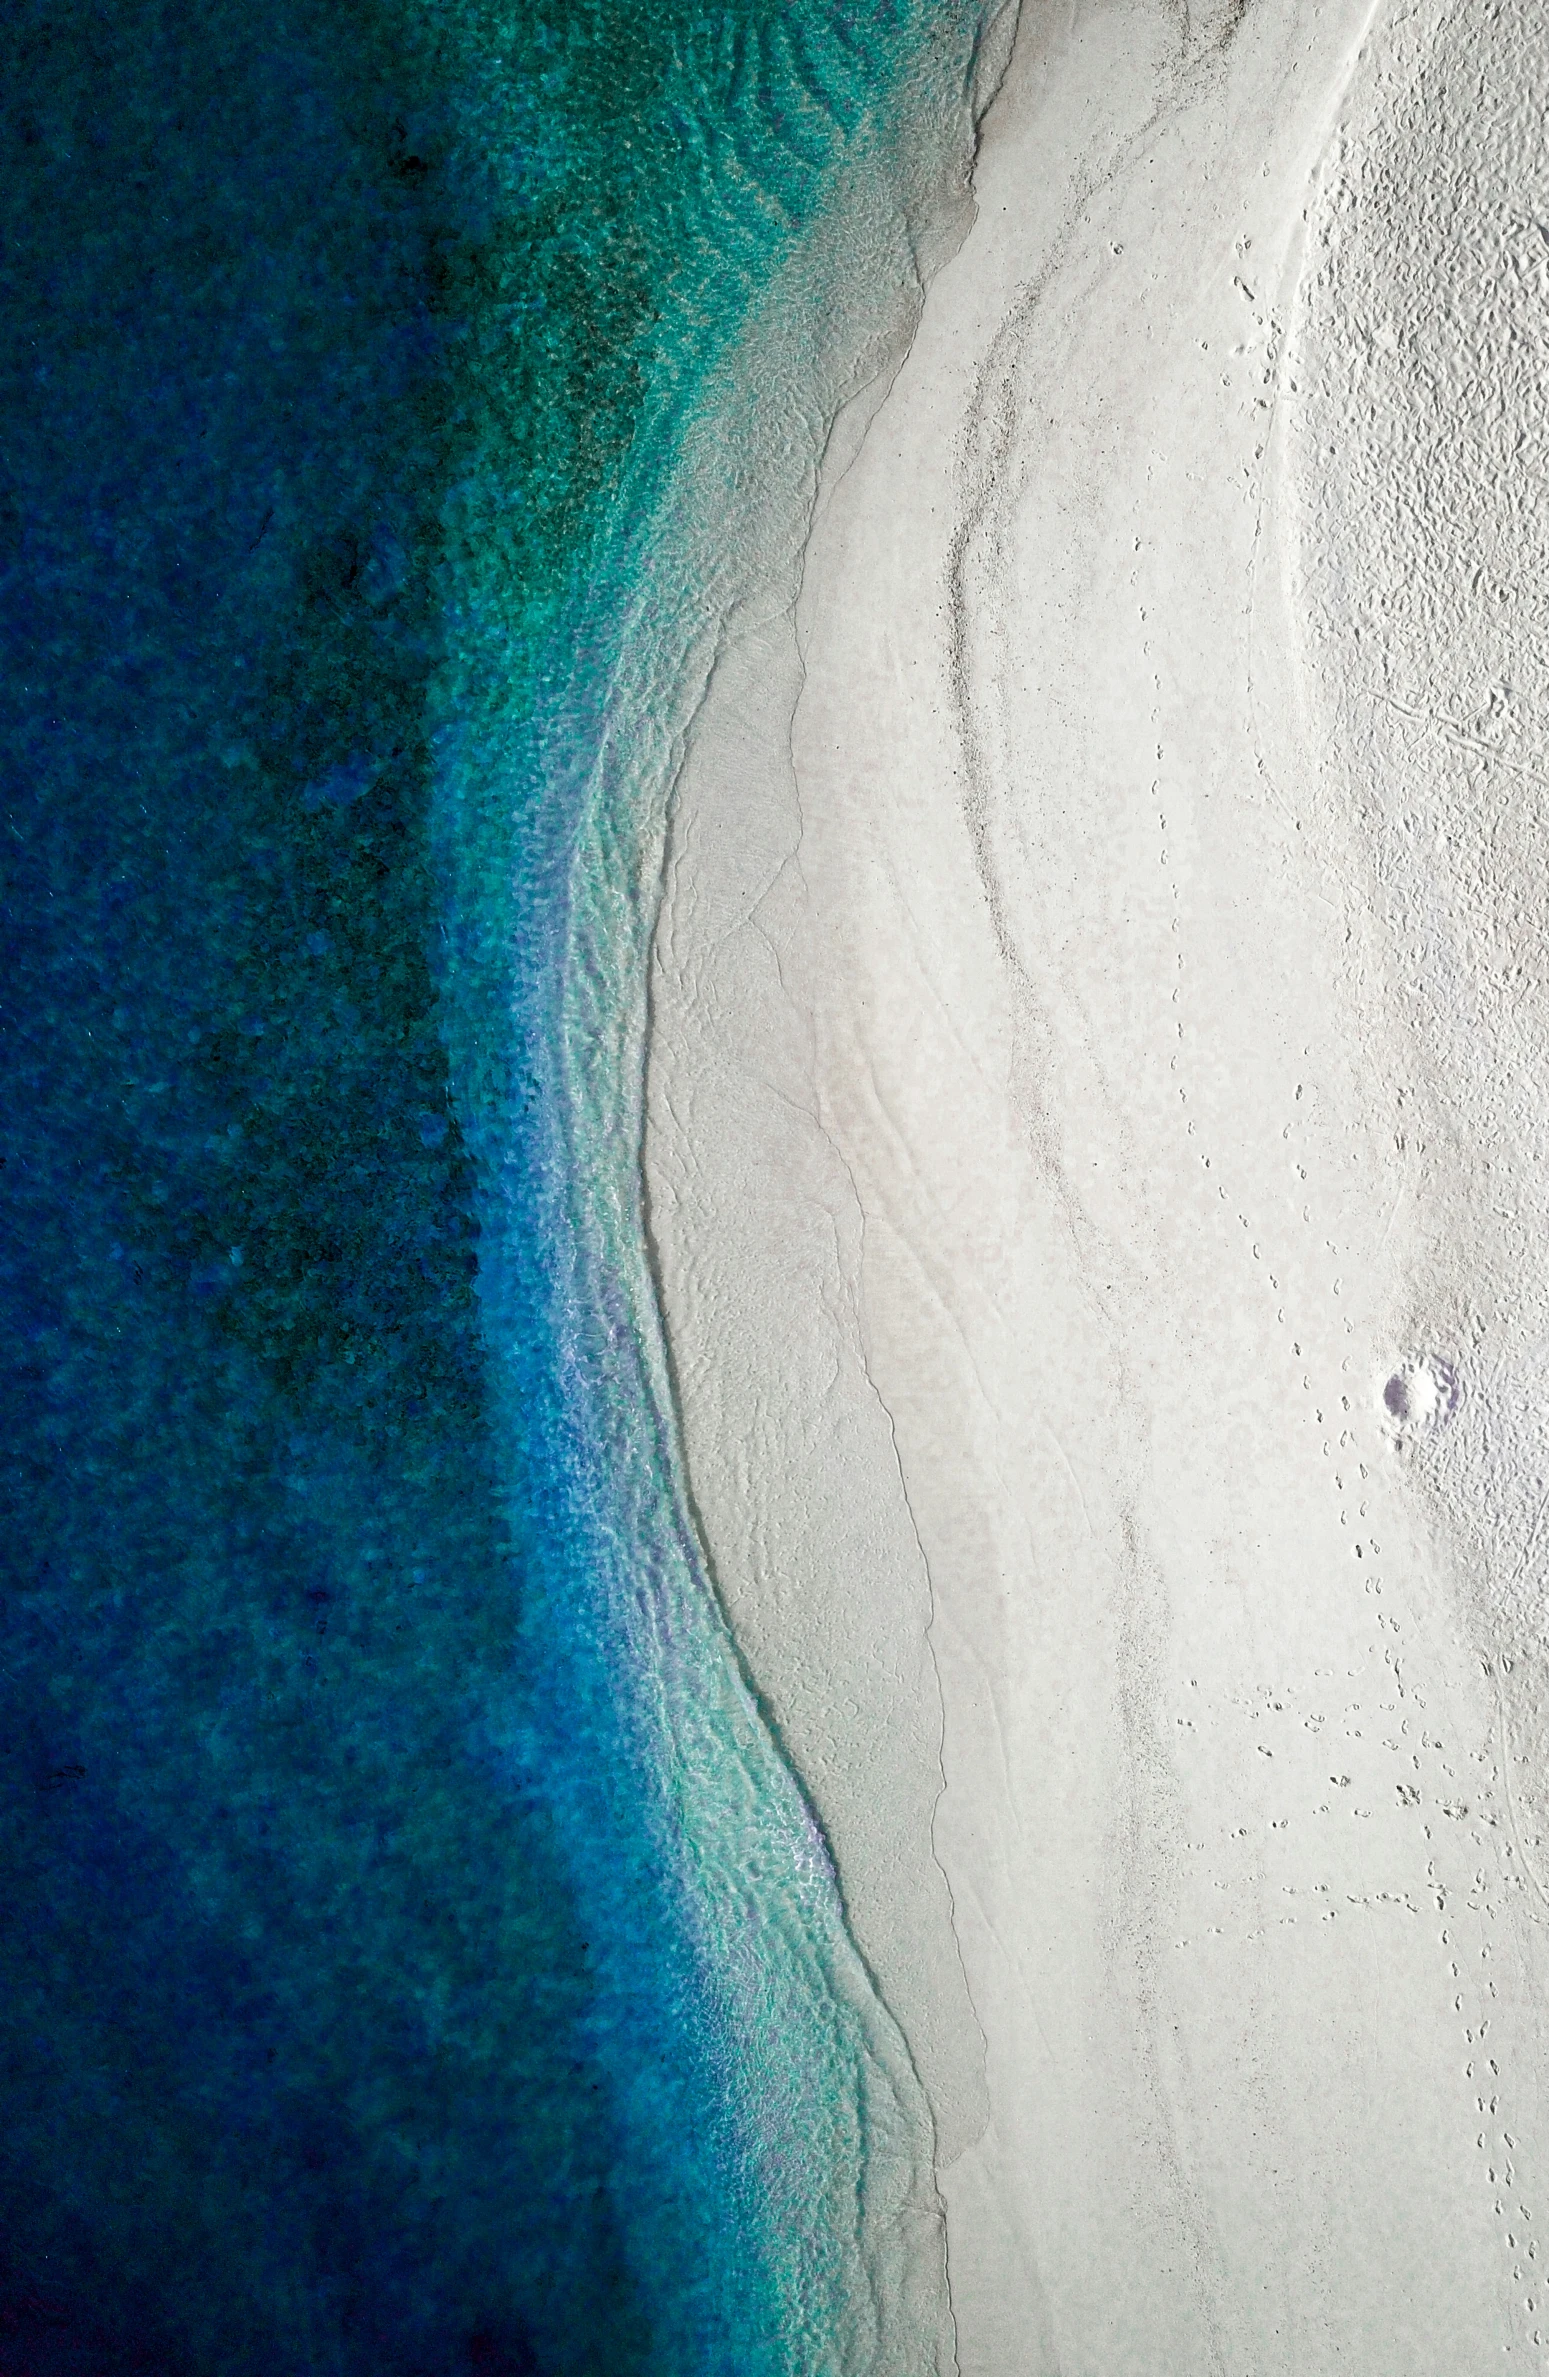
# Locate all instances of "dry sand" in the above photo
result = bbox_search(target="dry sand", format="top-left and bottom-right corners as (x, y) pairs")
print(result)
(646, 0), (1549, 2365)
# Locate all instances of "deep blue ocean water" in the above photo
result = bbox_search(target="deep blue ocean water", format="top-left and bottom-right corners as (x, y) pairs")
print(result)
(1, 5), (1002, 2369)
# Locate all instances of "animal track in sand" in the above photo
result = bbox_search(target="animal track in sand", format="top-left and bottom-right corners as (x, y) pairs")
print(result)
(1152, 756), (1538, 2296)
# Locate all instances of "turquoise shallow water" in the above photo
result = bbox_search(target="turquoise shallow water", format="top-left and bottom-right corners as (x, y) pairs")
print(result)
(2, 3), (1001, 2367)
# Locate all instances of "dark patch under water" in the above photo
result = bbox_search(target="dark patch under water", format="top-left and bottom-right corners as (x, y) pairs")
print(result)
(0, 0), (990, 2365)
(1, 3), (652, 2367)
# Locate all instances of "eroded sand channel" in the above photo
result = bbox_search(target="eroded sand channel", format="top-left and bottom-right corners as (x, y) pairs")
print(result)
(646, 0), (1549, 2365)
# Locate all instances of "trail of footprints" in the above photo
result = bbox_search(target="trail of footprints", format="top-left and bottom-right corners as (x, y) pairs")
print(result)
(1141, 680), (1545, 2349)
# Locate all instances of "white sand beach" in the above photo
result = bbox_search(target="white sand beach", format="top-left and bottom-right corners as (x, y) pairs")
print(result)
(647, 0), (1549, 2365)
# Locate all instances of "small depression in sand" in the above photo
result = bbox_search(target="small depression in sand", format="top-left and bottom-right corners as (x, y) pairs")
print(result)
(1379, 1353), (1459, 1442)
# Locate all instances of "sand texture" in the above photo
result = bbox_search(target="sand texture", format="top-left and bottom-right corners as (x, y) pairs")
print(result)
(646, 0), (1549, 2365)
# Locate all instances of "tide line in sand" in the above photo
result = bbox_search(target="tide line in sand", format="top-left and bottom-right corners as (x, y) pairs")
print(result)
(647, 0), (1549, 2367)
